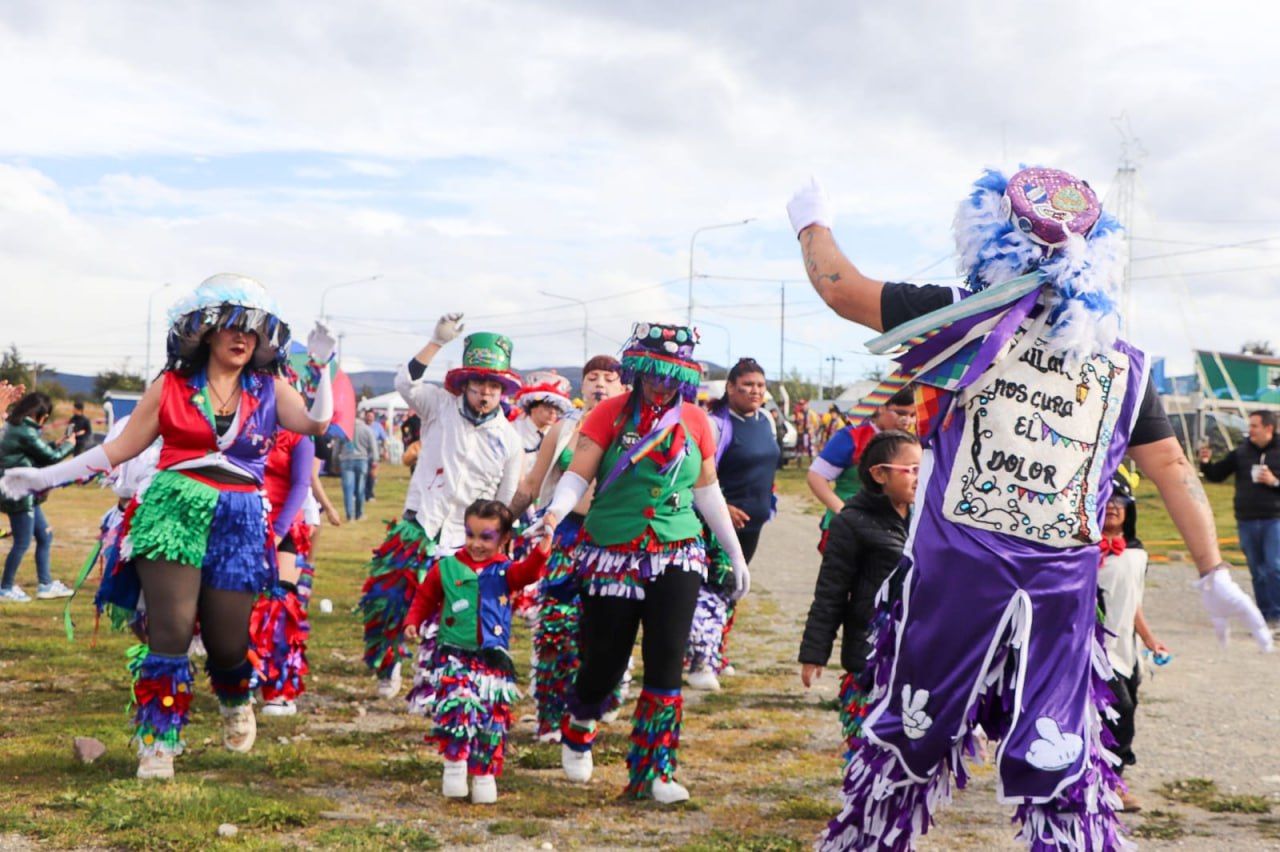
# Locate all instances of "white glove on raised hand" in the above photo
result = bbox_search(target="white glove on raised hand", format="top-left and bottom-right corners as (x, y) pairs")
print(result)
(0, 445), (113, 500)
(306, 321), (337, 363)
(1196, 567), (1274, 653)
(431, 312), (465, 347)
(730, 555), (750, 602)
(786, 177), (832, 238)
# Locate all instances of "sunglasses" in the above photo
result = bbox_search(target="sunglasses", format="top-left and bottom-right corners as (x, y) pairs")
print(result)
(874, 463), (920, 475)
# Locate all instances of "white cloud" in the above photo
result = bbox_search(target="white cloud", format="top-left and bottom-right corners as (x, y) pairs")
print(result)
(1, 0), (1278, 386)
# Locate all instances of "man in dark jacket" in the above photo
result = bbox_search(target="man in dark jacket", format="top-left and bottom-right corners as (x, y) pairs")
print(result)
(1200, 410), (1280, 627)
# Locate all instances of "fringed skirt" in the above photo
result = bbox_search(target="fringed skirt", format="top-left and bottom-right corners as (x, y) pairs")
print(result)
(126, 469), (274, 594)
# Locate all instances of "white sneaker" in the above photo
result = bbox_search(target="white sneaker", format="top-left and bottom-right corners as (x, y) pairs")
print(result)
(442, 759), (468, 798)
(687, 667), (721, 692)
(561, 744), (593, 783)
(136, 752), (174, 780)
(376, 663), (402, 699)
(36, 580), (74, 599)
(600, 708), (620, 724)
(0, 585), (31, 603)
(535, 729), (562, 744)
(470, 775), (498, 804)
(261, 698), (297, 717)
(220, 703), (257, 752)
(652, 777), (689, 804)
(720, 664), (737, 677)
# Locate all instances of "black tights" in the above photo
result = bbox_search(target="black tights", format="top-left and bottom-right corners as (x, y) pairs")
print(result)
(574, 568), (702, 703)
(136, 559), (255, 670)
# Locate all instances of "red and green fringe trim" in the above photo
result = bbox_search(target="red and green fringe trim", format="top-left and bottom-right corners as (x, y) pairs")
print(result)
(533, 597), (580, 737)
(838, 671), (872, 763)
(359, 518), (435, 676)
(625, 688), (682, 797)
(561, 715), (596, 752)
(127, 645), (193, 757)
(429, 652), (518, 776)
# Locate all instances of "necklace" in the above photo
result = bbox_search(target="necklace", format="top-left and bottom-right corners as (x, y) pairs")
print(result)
(207, 381), (240, 415)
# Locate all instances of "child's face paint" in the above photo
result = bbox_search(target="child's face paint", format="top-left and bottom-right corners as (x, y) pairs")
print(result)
(464, 517), (507, 561)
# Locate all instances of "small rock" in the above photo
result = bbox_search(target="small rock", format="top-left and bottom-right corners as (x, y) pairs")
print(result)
(541, 844), (554, 851)
(72, 737), (106, 763)
(277, 736), (291, 745)
(355, 705), (367, 717)
(217, 823), (238, 838)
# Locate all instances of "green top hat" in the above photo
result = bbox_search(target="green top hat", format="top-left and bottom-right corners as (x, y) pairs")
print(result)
(444, 332), (521, 396)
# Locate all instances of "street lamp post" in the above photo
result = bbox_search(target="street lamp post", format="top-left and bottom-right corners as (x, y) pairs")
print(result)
(319, 274), (382, 325)
(144, 282), (172, 388)
(687, 218), (754, 326)
(539, 290), (589, 364)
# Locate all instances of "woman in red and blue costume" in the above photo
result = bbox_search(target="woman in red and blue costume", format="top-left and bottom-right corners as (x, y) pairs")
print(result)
(249, 426), (316, 717)
(540, 322), (751, 804)
(2, 274), (334, 781)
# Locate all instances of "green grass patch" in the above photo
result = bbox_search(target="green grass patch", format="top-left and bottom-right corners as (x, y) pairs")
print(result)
(1129, 809), (1186, 841)
(314, 821), (443, 850)
(774, 797), (831, 820)
(679, 829), (805, 851)
(488, 818), (543, 837)
(1156, 777), (1271, 814)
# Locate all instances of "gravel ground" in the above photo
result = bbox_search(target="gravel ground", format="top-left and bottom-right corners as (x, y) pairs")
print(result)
(758, 494), (1280, 851)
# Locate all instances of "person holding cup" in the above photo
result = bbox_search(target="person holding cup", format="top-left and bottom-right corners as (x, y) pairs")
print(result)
(1200, 410), (1280, 630)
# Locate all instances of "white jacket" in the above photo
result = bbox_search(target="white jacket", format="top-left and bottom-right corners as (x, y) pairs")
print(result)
(395, 362), (523, 550)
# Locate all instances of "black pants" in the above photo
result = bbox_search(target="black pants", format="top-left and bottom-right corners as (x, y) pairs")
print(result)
(736, 528), (762, 565)
(574, 568), (703, 705)
(136, 559), (256, 671)
(1103, 667), (1141, 772)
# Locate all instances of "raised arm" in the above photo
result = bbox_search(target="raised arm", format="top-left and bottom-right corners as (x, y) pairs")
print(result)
(511, 417), (567, 517)
(788, 179), (887, 332)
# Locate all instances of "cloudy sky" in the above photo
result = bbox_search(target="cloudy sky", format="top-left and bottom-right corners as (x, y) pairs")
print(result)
(2, 0), (1277, 390)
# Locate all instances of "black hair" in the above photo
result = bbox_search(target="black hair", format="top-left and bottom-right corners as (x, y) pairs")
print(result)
(464, 499), (516, 535)
(858, 429), (920, 493)
(1250, 410), (1277, 430)
(7, 392), (53, 427)
(73, 400), (85, 412)
(886, 386), (915, 408)
(709, 357), (766, 414)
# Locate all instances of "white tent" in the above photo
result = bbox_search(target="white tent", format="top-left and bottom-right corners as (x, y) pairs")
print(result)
(357, 390), (409, 418)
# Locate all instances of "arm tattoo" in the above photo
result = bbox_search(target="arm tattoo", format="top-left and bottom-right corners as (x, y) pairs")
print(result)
(1179, 464), (1210, 505)
(801, 230), (842, 289)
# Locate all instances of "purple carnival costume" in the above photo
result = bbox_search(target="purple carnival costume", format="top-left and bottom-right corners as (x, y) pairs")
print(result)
(821, 169), (1144, 851)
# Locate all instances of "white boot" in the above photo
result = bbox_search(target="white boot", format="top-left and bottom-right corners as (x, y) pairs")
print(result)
(376, 662), (402, 699)
(441, 759), (468, 798)
(686, 666), (721, 692)
(220, 703), (257, 753)
(561, 744), (593, 783)
(136, 752), (175, 780)
(652, 777), (690, 804)
(470, 774), (498, 804)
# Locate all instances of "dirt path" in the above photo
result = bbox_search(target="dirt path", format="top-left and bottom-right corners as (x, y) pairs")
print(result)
(753, 494), (1280, 850)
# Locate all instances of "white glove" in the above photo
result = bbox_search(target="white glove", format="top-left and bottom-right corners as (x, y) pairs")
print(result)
(0, 445), (113, 500)
(306, 321), (337, 363)
(1195, 567), (1274, 653)
(543, 471), (590, 526)
(431, 312), (465, 347)
(692, 483), (750, 601)
(786, 177), (832, 238)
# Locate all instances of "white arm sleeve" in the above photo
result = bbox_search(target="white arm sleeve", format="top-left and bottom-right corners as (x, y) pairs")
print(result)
(544, 471), (590, 521)
(694, 483), (750, 600)
(307, 363), (333, 424)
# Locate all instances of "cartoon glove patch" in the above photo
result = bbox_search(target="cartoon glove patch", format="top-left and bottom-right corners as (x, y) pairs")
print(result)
(1024, 716), (1083, 771)
(901, 685), (933, 740)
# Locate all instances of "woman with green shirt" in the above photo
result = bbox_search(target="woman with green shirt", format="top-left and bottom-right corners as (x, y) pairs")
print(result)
(541, 322), (750, 804)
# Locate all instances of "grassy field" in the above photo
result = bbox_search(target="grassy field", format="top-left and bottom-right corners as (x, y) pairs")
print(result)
(0, 454), (1245, 850)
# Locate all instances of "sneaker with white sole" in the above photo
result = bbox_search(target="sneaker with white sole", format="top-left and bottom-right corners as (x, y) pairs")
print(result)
(561, 743), (593, 783)
(442, 759), (468, 798)
(652, 777), (690, 804)
(535, 729), (562, 744)
(36, 580), (74, 599)
(220, 703), (257, 752)
(686, 667), (721, 692)
(261, 698), (297, 717)
(720, 664), (737, 677)
(0, 585), (31, 603)
(470, 774), (497, 804)
(376, 663), (402, 699)
(136, 752), (175, 780)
